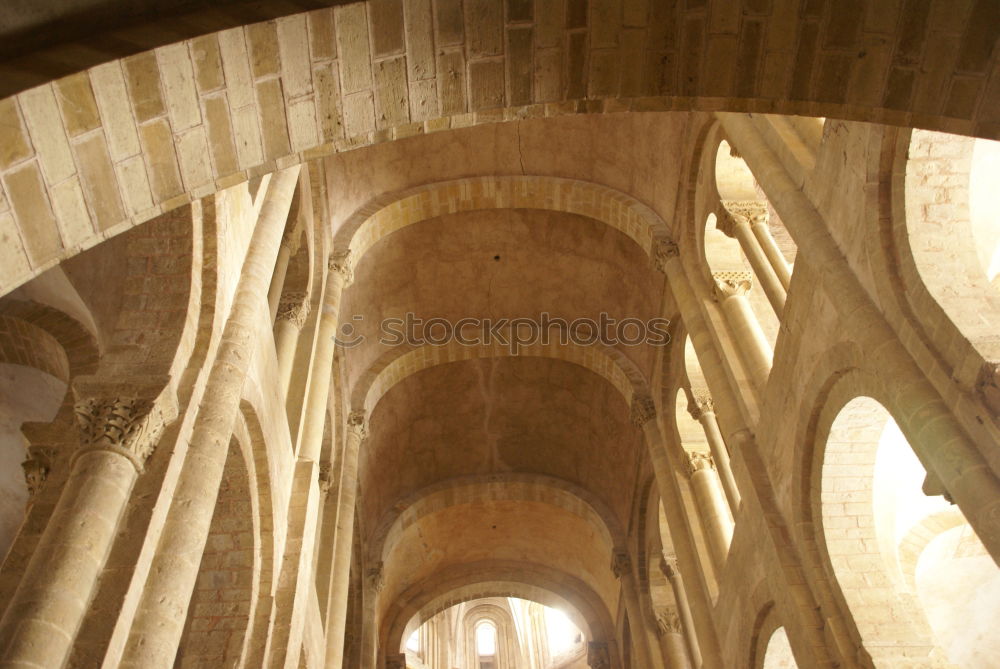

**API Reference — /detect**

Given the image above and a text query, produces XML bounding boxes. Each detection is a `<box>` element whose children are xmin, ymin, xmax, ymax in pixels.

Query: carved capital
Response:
<box><xmin>712</xmin><ymin>271</ymin><xmax>753</xmax><ymax>300</ymax></box>
<box><xmin>587</xmin><ymin>641</ymin><xmax>611</xmax><ymax>669</ymax></box>
<box><xmin>722</xmin><ymin>199</ymin><xmax>768</xmax><ymax>226</ymax></box>
<box><xmin>684</xmin><ymin>451</ymin><xmax>715</xmax><ymax>477</ymax></box>
<box><xmin>655</xmin><ymin>607</ymin><xmax>683</xmax><ymax>636</ymax></box>
<box><xmin>74</xmin><ymin>397</ymin><xmax>167</xmax><ymax>472</ymax></box>
<box><xmin>687</xmin><ymin>394</ymin><xmax>714</xmax><ymax>421</ymax></box>
<box><xmin>318</xmin><ymin>462</ymin><xmax>333</xmax><ymax>494</ymax></box>
<box><xmin>367</xmin><ymin>561</ymin><xmax>385</xmax><ymax>593</ymax></box>
<box><xmin>21</xmin><ymin>457</ymin><xmax>49</xmax><ymax>500</ymax></box>
<box><xmin>611</xmin><ymin>551</ymin><xmax>631</xmax><ymax>579</ymax></box>
<box><xmin>276</xmin><ymin>291</ymin><xmax>311</xmax><ymax>328</ymax></box>
<box><xmin>653</xmin><ymin>238</ymin><xmax>680</xmax><ymax>273</ymax></box>
<box><xmin>976</xmin><ymin>361</ymin><xmax>1000</xmax><ymax>416</ymax></box>
<box><xmin>630</xmin><ymin>395</ymin><xmax>656</xmax><ymax>427</ymax></box>
<box><xmin>328</xmin><ymin>250</ymin><xmax>353</xmax><ymax>285</ymax></box>
<box><xmin>659</xmin><ymin>554</ymin><xmax>679</xmax><ymax>580</ymax></box>
<box><xmin>280</xmin><ymin>224</ymin><xmax>301</xmax><ymax>254</ymax></box>
<box><xmin>347</xmin><ymin>409</ymin><xmax>368</xmax><ymax>442</ymax></box>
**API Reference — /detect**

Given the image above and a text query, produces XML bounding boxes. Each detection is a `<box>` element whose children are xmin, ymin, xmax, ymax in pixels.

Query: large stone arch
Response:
<box><xmin>381</xmin><ymin>560</ymin><xmax>617</xmax><ymax>667</ymax></box>
<box><xmin>368</xmin><ymin>473</ymin><xmax>625</xmax><ymax>565</ymax></box>
<box><xmin>333</xmin><ymin>175</ymin><xmax>671</xmax><ymax>262</ymax></box>
<box><xmin>2</xmin><ymin>1</ymin><xmax>998</xmax><ymax>297</ymax></box>
<box><xmin>352</xmin><ymin>331</ymin><xmax>651</xmax><ymax>416</ymax></box>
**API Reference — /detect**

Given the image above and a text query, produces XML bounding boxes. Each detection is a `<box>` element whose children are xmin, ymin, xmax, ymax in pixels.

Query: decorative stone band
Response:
<box><xmin>328</xmin><ymin>249</ymin><xmax>354</xmax><ymax>285</ymax></box>
<box><xmin>653</xmin><ymin>238</ymin><xmax>680</xmax><ymax>274</ymax></box>
<box><xmin>73</xmin><ymin>397</ymin><xmax>168</xmax><ymax>473</ymax></box>
<box><xmin>587</xmin><ymin>641</ymin><xmax>611</xmax><ymax>669</ymax></box>
<box><xmin>630</xmin><ymin>395</ymin><xmax>656</xmax><ymax>427</ymax></box>
<box><xmin>347</xmin><ymin>409</ymin><xmax>369</xmax><ymax>442</ymax></box>
<box><xmin>655</xmin><ymin>607</ymin><xmax>683</xmax><ymax>636</ymax></box>
<box><xmin>712</xmin><ymin>270</ymin><xmax>754</xmax><ymax>300</ymax></box>
<box><xmin>276</xmin><ymin>291</ymin><xmax>311</xmax><ymax>328</ymax></box>
<box><xmin>367</xmin><ymin>561</ymin><xmax>385</xmax><ymax>593</ymax></box>
<box><xmin>611</xmin><ymin>551</ymin><xmax>632</xmax><ymax>579</ymax></box>
<box><xmin>684</xmin><ymin>451</ymin><xmax>716</xmax><ymax>477</ymax></box>
<box><xmin>687</xmin><ymin>394</ymin><xmax>714</xmax><ymax>421</ymax></box>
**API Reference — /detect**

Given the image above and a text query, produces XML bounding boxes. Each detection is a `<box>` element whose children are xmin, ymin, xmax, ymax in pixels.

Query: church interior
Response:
<box><xmin>0</xmin><ymin>1</ymin><xmax>998</xmax><ymax>668</ymax></box>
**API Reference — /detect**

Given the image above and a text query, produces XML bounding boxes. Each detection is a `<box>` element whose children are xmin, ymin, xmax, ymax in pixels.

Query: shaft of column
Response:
<box><xmin>274</xmin><ymin>292</ymin><xmax>310</xmax><ymax>399</ymax></box>
<box><xmin>632</xmin><ymin>394</ymin><xmax>723</xmax><ymax>669</ymax></box>
<box><xmin>296</xmin><ymin>253</ymin><xmax>351</xmax><ymax>463</ymax></box>
<box><xmin>727</xmin><ymin>213</ymin><xmax>786</xmax><ymax>316</ymax></box>
<box><xmin>659</xmin><ymin>557</ymin><xmax>702</xmax><ymax>669</ymax></box>
<box><xmin>268</xmin><ymin>241</ymin><xmax>294</xmax><ymax>323</ymax></box>
<box><xmin>612</xmin><ymin>553</ymin><xmax>660</xmax><ymax>669</ymax></box>
<box><xmin>749</xmin><ymin>220</ymin><xmax>791</xmax><ymax>290</ymax></box>
<box><xmin>324</xmin><ymin>411</ymin><xmax>367</xmax><ymax>669</ymax></box>
<box><xmin>689</xmin><ymin>398</ymin><xmax>741</xmax><ymax>514</ymax></box>
<box><xmin>685</xmin><ymin>452</ymin><xmax>733</xmax><ymax>571</ymax></box>
<box><xmin>655</xmin><ymin>608</ymin><xmax>692</xmax><ymax>669</ymax></box>
<box><xmin>118</xmin><ymin>166</ymin><xmax>300</xmax><ymax>669</ymax></box>
<box><xmin>360</xmin><ymin>562</ymin><xmax>382</xmax><ymax>669</ymax></box>
<box><xmin>713</xmin><ymin>276</ymin><xmax>772</xmax><ymax>393</ymax></box>
<box><xmin>0</xmin><ymin>397</ymin><xmax>168</xmax><ymax>669</ymax></box>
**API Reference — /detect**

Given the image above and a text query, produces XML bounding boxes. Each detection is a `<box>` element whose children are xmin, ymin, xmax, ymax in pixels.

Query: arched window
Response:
<box><xmin>475</xmin><ymin>621</ymin><xmax>497</xmax><ymax>669</ymax></box>
<box><xmin>761</xmin><ymin>627</ymin><xmax>798</xmax><ymax>669</ymax></box>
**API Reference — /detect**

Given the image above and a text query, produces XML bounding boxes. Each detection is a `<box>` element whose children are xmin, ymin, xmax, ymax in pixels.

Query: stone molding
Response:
<box><xmin>655</xmin><ymin>607</ymin><xmax>683</xmax><ymax>636</ymax></box>
<box><xmin>712</xmin><ymin>271</ymin><xmax>753</xmax><ymax>300</ymax></box>
<box><xmin>630</xmin><ymin>395</ymin><xmax>656</xmax><ymax>427</ymax></box>
<box><xmin>659</xmin><ymin>554</ymin><xmax>678</xmax><ymax>580</ymax></box>
<box><xmin>276</xmin><ymin>291</ymin><xmax>311</xmax><ymax>328</ymax></box>
<box><xmin>73</xmin><ymin>397</ymin><xmax>168</xmax><ymax>472</ymax></box>
<box><xmin>587</xmin><ymin>641</ymin><xmax>611</xmax><ymax>669</ymax></box>
<box><xmin>684</xmin><ymin>451</ymin><xmax>716</xmax><ymax>477</ymax></box>
<box><xmin>611</xmin><ymin>551</ymin><xmax>631</xmax><ymax>579</ymax></box>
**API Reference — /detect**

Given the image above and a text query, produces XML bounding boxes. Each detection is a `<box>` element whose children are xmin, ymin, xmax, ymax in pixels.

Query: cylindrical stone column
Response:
<box><xmin>713</xmin><ymin>273</ymin><xmax>772</xmax><ymax>392</ymax></box>
<box><xmin>659</xmin><ymin>556</ymin><xmax>701</xmax><ymax>668</ymax></box>
<box><xmin>655</xmin><ymin>607</ymin><xmax>692</xmax><ymax>669</ymax></box>
<box><xmin>688</xmin><ymin>396</ymin><xmax>741</xmax><ymax>514</ymax></box>
<box><xmin>612</xmin><ymin>552</ymin><xmax>661</xmax><ymax>669</ymax></box>
<box><xmin>749</xmin><ymin>218</ymin><xmax>791</xmax><ymax>290</ymax></box>
<box><xmin>267</xmin><ymin>227</ymin><xmax>299</xmax><ymax>322</ymax></box>
<box><xmin>274</xmin><ymin>291</ymin><xmax>310</xmax><ymax>399</ymax></box>
<box><xmin>685</xmin><ymin>452</ymin><xmax>733</xmax><ymax>571</ymax></box>
<box><xmin>719</xmin><ymin>205</ymin><xmax>786</xmax><ymax>316</ymax></box>
<box><xmin>325</xmin><ymin>410</ymin><xmax>368</xmax><ymax>669</ymax></box>
<box><xmin>296</xmin><ymin>251</ymin><xmax>352</xmax><ymax>463</ymax></box>
<box><xmin>0</xmin><ymin>395</ymin><xmax>170</xmax><ymax>668</ymax></box>
<box><xmin>118</xmin><ymin>166</ymin><xmax>301</xmax><ymax>669</ymax></box>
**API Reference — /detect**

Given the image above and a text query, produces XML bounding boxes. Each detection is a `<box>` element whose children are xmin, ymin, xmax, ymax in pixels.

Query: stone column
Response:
<box><xmin>0</xmin><ymin>392</ymin><xmax>170</xmax><ymax>668</ymax></box>
<box><xmin>655</xmin><ymin>607</ymin><xmax>691</xmax><ymax>669</ymax></box>
<box><xmin>612</xmin><ymin>551</ymin><xmax>661</xmax><ymax>669</ymax></box>
<box><xmin>712</xmin><ymin>272</ymin><xmax>772</xmax><ymax>392</ymax></box>
<box><xmin>274</xmin><ymin>291</ymin><xmax>310</xmax><ymax>398</ymax></box>
<box><xmin>749</xmin><ymin>218</ymin><xmax>791</xmax><ymax>290</ymax></box>
<box><xmin>687</xmin><ymin>396</ymin><xmax>740</xmax><ymax>514</ymax></box>
<box><xmin>360</xmin><ymin>561</ymin><xmax>384</xmax><ymax>669</ymax></box>
<box><xmin>659</xmin><ymin>557</ymin><xmax>701</xmax><ymax>668</ymax></box>
<box><xmin>296</xmin><ymin>250</ymin><xmax>352</xmax><ymax>463</ymax></box>
<box><xmin>718</xmin><ymin>202</ymin><xmax>786</xmax><ymax>315</ymax></box>
<box><xmin>684</xmin><ymin>452</ymin><xmax>733</xmax><ymax>571</ymax></box>
<box><xmin>325</xmin><ymin>410</ymin><xmax>368</xmax><ymax>669</ymax></box>
<box><xmin>118</xmin><ymin>166</ymin><xmax>301</xmax><ymax>668</ymax></box>
<box><xmin>268</xmin><ymin>225</ymin><xmax>300</xmax><ymax>322</ymax></box>
<box><xmin>630</xmin><ymin>395</ymin><xmax>723</xmax><ymax>669</ymax></box>
<box><xmin>587</xmin><ymin>641</ymin><xmax>611</xmax><ymax>669</ymax></box>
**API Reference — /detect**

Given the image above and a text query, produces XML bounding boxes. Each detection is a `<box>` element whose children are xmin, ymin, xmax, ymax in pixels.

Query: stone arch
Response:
<box><xmin>352</xmin><ymin>331</ymin><xmax>650</xmax><ymax>416</ymax></box>
<box><xmin>462</xmin><ymin>602</ymin><xmax>519</xmax><ymax>669</ymax></box>
<box><xmin>897</xmin><ymin>507</ymin><xmax>968</xmax><ymax>591</ymax></box>
<box><xmin>333</xmin><ymin>176</ymin><xmax>671</xmax><ymax>263</ymax></box>
<box><xmin>382</xmin><ymin>560</ymin><xmax>615</xmax><ymax>666</ymax></box>
<box><xmin>369</xmin><ymin>473</ymin><xmax>624</xmax><ymax>565</ymax></box>
<box><xmin>4</xmin><ymin>0</ymin><xmax>994</xmax><ymax>297</ymax></box>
